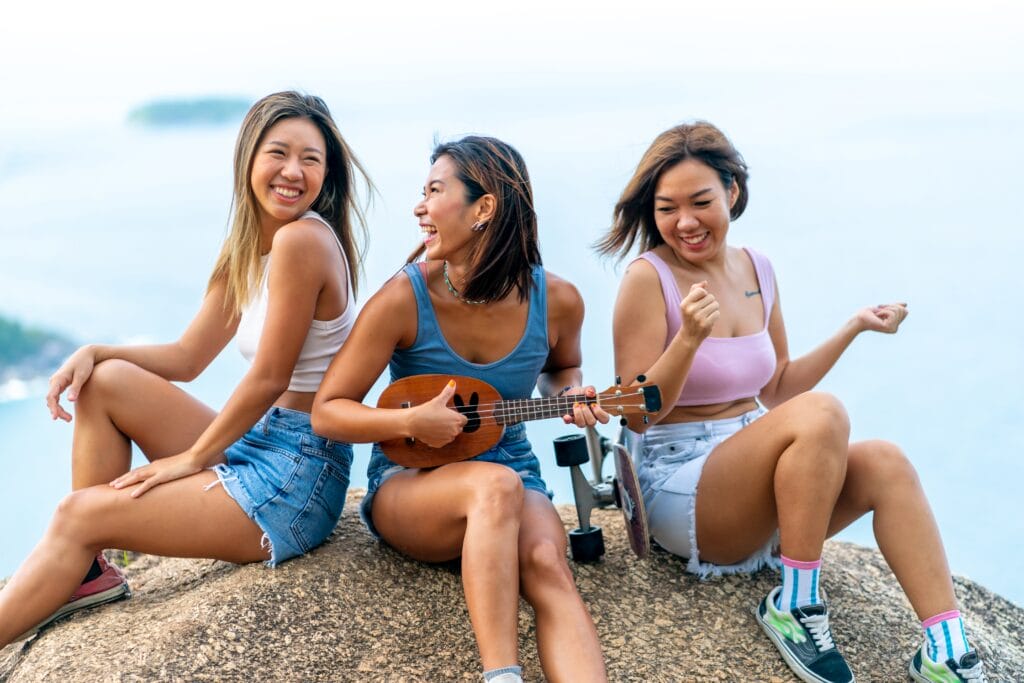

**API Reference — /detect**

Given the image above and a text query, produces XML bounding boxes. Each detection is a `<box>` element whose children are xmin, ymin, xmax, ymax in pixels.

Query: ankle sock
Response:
<box><xmin>776</xmin><ymin>554</ymin><xmax>822</xmax><ymax>611</ymax></box>
<box><xmin>922</xmin><ymin>610</ymin><xmax>970</xmax><ymax>663</ymax></box>
<box><xmin>83</xmin><ymin>557</ymin><xmax>103</xmax><ymax>583</ymax></box>
<box><xmin>483</xmin><ymin>665</ymin><xmax>522</xmax><ymax>682</ymax></box>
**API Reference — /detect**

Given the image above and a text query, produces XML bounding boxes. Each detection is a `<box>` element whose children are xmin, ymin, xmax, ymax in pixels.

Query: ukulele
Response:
<box><xmin>376</xmin><ymin>374</ymin><xmax>661</xmax><ymax>468</ymax></box>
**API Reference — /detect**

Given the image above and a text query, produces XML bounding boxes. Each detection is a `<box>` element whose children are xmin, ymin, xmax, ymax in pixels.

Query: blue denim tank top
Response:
<box><xmin>388</xmin><ymin>262</ymin><xmax>550</xmax><ymax>399</ymax></box>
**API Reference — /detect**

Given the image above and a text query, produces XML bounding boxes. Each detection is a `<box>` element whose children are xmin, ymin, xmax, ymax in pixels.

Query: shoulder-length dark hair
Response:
<box><xmin>595</xmin><ymin>121</ymin><xmax>749</xmax><ymax>260</ymax></box>
<box><xmin>407</xmin><ymin>135</ymin><xmax>541</xmax><ymax>303</ymax></box>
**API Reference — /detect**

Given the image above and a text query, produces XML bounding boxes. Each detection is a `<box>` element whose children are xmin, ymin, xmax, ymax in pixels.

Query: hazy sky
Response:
<box><xmin>2</xmin><ymin>0</ymin><xmax>1021</xmax><ymax>127</ymax></box>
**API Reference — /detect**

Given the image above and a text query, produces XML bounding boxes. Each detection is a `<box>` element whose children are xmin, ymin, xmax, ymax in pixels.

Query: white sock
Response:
<box><xmin>922</xmin><ymin>610</ymin><xmax>970</xmax><ymax>663</ymax></box>
<box><xmin>776</xmin><ymin>554</ymin><xmax>822</xmax><ymax>611</ymax></box>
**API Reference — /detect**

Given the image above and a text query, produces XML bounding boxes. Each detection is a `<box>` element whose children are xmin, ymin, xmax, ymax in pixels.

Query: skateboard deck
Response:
<box><xmin>613</xmin><ymin>442</ymin><xmax>650</xmax><ymax>559</ymax></box>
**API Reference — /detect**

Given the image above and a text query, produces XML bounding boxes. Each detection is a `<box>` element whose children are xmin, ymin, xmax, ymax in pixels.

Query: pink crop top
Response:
<box><xmin>638</xmin><ymin>248</ymin><xmax>777</xmax><ymax>407</ymax></box>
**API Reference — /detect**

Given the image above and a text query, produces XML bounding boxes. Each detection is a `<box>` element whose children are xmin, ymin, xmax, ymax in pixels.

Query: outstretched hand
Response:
<box><xmin>407</xmin><ymin>379</ymin><xmax>469</xmax><ymax>448</ymax></box>
<box><xmin>46</xmin><ymin>346</ymin><xmax>97</xmax><ymax>422</ymax></box>
<box><xmin>560</xmin><ymin>386</ymin><xmax>611</xmax><ymax>427</ymax></box>
<box><xmin>856</xmin><ymin>302</ymin><xmax>908</xmax><ymax>334</ymax></box>
<box><xmin>110</xmin><ymin>452</ymin><xmax>202</xmax><ymax>498</ymax></box>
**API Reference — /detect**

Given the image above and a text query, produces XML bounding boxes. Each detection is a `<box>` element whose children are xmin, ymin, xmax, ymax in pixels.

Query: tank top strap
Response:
<box><xmin>527</xmin><ymin>264</ymin><xmax>548</xmax><ymax>340</ymax></box>
<box><xmin>401</xmin><ymin>262</ymin><xmax>440</xmax><ymax>345</ymax></box>
<box><xmin>636</xmin><ymin>251</ymin><xmax>682</xmax><ymax>343</ymax></box>
<box><xmin>742</xmin><ymin>247</ymin><xmax>776</xmax><ymax>329</ymax></box>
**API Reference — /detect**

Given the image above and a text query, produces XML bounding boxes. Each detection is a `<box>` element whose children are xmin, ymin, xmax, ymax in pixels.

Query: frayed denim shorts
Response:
<box><xmin>210</xmin><ymin>407</ymin><xmax>353</xmax><ymax>566</ymax></box>
<box><xmin>359</xmin><ymin>423</ymin><xmax>552</xmax><ymax>539</ymax></box>
<box><xmin>638</xmin><ymin>407</ymin><xmax>780</xmax><ymax>578</ymax></box>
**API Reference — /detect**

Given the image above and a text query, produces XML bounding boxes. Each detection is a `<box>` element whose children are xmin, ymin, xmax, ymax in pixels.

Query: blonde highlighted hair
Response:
<box><xmin>208</xmin><ymin>91</ymin><xmax>372</xmax><ymax>314</ymax></box>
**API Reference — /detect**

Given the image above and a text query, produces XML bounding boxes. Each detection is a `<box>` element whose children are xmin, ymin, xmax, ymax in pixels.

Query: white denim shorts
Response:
<box><xmin>637</xmin><ymin>407</ymin><xmax>780</xmax><ymax>578</ymax></box>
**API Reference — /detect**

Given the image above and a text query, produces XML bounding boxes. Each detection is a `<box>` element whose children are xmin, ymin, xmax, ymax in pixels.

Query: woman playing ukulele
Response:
<box><xmin>312</xmin><ymin>136</ymin><xmax>608</xmax><ymax>683</ymax></box>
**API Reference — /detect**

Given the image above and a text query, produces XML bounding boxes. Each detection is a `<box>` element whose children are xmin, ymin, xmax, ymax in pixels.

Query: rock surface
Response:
<box><xmin>2</xmin><ymin>490</ymin><xmax>1021</xmax><ymax>682</ymax></box>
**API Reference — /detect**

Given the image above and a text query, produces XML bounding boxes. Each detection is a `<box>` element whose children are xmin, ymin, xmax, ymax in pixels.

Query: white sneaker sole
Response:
<box><xmin>755</xmin><ymin>602</ymin><xmax>856</xmax><ymax>683</ymax></box>
<box><xmin>13</xmin><ymin>583</ymin><xmax>130</xmax><ymax>642</ymax></box>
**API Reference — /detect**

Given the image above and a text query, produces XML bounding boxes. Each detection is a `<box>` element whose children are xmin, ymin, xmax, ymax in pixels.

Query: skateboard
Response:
<box><xmin>613</xmin><ymin>439</ymin><xmax>650</xmax><ymax>559</ymax></box>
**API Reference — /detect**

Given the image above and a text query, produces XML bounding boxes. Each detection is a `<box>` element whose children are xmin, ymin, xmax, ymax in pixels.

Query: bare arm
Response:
<box><xmin>612</xmin><ymin>260</ymin><xmax>716</xmax><ymax>432</ymax></box>
<box><xmin>46</xmin><ymin>278</ymin><xmax>239</xmax><ymax>421</ymax></box>
<box><xmin>112</xmin><ymin>222</ymin><xmax>339</xmax><ymax>495</ymax></box>
<box><xmin>758</xmin><ymin>277</ymin><xmax>908</xmax><ymax>407</ymax></box>
<box><xmin>311</xmin><ymin>273</ymin><xmax>468</xmax><ymax>448</ymax></box>
<box><xmin>537</xmin><ymin>273</ymin><xmax>610</xmax><ymax>427</ymax></box>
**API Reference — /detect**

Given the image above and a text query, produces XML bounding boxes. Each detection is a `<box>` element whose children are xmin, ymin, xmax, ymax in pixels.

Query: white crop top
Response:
<box><xmin>235</xmin><ymin>211</ymin><xmax>356</xmax><ymax>392</ymax></box>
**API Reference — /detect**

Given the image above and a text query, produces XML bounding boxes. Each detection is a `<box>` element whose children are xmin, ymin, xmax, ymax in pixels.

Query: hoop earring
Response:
<box><xmin>471</xmin><ymin>221</ymin><xmax>487</xmax><ymax>232</ymax></box>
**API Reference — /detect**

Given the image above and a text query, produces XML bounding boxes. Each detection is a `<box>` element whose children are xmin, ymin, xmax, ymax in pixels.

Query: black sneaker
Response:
<box><xmin>909</xmin><ymin>644</ymin><xmax>988</xmax><ymax>682</ymax></box>
<box><xmin>755</xmin><ymin>586</ymin><xmax>855</xmax><ymax>683</ymax></box>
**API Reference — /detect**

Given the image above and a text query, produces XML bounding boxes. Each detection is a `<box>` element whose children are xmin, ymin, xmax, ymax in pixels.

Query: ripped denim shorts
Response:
<box><xmin>638</xmin><ymin>406</ymin><xmax>781</xmax><ymax>578</ymax></box>
<box><xmin>211</xmin><ymin>407</ymin><xmax>353</xmax><ymax>566</ymax></box>
<box><xmin>359</xmin><ymin>422</ymin><xmax>552</xmax><ymax>539</ymax></box>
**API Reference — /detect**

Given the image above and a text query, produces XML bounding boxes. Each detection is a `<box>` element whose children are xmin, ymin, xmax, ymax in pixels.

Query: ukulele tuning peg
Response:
<box><xmin>636</xmin><ymin>374</ymin><xmax>646</xmax><ymax>383</ymax></box>
<box><xmin>642</xmin><ymin>415</ymin><xmax>649</xmax><ymax>424</ymax></box>
<box><xmin>619</xmin><ymin>417</ymin><xmax>628</xmax><ymax>427</ymax></box>
<box><xmin>615</xmin><ymin>375</ymin><xmax>622</xmax><ymax>387</ymax></box>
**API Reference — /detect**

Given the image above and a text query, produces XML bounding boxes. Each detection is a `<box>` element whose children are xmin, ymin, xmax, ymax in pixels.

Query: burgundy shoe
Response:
<box><xmin>15</xmin><ymin>552</ymin><xmax>131</xmax><ymax>641</ymax></box>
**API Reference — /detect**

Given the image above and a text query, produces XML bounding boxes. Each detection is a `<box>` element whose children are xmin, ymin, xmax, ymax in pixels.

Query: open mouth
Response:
<box><xmin>680</xmin><ymin>231</ymin><xmax>710</xmax><ymax>246</ymax></box>
<box><xmin>272</xmin><ymin>185</ymin><xmax>302</xmax><ymax>200</ymax></box>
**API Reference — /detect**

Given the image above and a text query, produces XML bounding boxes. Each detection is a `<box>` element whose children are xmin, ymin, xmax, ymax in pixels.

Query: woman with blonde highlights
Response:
<box><xmin>313</xmin><ymin>136</ymin><xmax>608</xmax><ymax>682</ymax></box>
<box><xmin>599</xmin><ymin>122</ymin><xmax>987</xmax><ymax>683</ymax></box>
<box><xmin>0</xmin><ymin>91</ymin><xmax>371</xmax><ymax>648</ymax></box>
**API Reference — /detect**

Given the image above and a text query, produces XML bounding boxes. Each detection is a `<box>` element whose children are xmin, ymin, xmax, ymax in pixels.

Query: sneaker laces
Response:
<box><xmin>798</xmin><ymin>611</ymin><xmax>835</xmax><ymax>652</ymax></box>
<box><xmin>956</xmin><ymin>660</ymin><xmax>987</xmax><ymax>681</ymax></box>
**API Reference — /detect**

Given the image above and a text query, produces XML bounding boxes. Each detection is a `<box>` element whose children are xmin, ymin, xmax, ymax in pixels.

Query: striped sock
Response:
<box><xmin>776</xmin><ymin>555</ymin><xmax>822</xmax><ymax>611</ymax></box>
<box><xmin>922</xmin><ymin>610</ymin><xmax>970</xmax><ymax>663</ymax></box>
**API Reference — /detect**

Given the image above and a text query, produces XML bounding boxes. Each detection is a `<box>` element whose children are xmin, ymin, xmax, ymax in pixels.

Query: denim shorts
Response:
<box><xmin>209</xmin><ymin>407</ymin><xmax>353</xmax><ymax>566</ymax></box>
<box><xmin>359</xmin><ymin>422</ymin><xmax>552</xmax><ymax>539</ymax></box>
<box><xmin>638</xmin><ymin>407</ymin><xmax>780</xmax><ymax>578</ymax></box>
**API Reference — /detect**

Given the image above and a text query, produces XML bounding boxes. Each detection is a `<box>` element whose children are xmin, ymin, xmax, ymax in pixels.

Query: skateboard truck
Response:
<box><xmin>554</xmin><ymin>375</ymin><xmax>653</xmax><ymax>563</ymax></box>
<box><xmin>554</xmin><ymin>429</ymin><xmax>614</xmax><ymax>562</ymax></box>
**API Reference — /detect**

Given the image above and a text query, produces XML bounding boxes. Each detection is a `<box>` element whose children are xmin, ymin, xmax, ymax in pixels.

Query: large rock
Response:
<box><xmin>2</xmin><ymin>490</ymin><xmax>1021</xmax><ymax>681</ymax></box>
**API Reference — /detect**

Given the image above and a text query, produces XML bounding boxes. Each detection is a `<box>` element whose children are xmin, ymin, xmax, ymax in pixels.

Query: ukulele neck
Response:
<box><xmin>496</xmin><ymin>396</ymin><xmax>594</xmax><ymax>425</ymax></box>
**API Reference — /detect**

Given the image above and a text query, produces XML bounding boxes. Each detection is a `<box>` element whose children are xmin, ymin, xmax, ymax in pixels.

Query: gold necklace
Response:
<box><xmin>443</xmin><ymin>260</ymin><xmax>487</xmax><ymax>305</ymax></box>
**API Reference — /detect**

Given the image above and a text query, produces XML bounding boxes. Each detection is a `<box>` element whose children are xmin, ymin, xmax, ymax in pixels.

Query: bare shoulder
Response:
<box><xmin>618</xmin><ymin>256</ymin><xmax>661</xmax><ymax>297</ymax></box>
<box><xmin>543</xmin><ymin>269</ymin><xmax>583</xmax><ymax>317</ymax></box>
<box><xmin>270</xmin><ymin>217</ymin><xmax>336</xmax><ymax>254</ymax></box>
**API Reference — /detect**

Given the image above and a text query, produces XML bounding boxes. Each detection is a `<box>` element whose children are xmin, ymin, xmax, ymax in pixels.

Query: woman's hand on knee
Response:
<box><xmin>110</xmin><ymin>451</ymin><xmax>203</xmax><ymax>498</ymax></box>
<box><xmin>46</xmin><ymin>345</ymin><xmax>98</xmax><ymax>421</ymax></box>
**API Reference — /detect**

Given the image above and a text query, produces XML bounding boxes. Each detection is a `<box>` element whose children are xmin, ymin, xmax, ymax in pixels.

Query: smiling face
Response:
<box><xmin>653</xmin><ymin>158</ymin><xmax>739</xmax><ymax>264</ymax></box>
<box><xmin>413</xmin><ymin>154</ymin><xmax>483</xmax><ymax>262</ymax></box>
<box><xmin>249</xmin><ymin>117</ymin><xmax>327</xmax><ymax>229</ymax></box>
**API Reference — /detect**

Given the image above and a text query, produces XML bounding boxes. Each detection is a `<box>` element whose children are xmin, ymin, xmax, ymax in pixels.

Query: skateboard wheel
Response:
<box><xmin>553</xmin><ymin>434</ymin><xmax>589</xmax><ymax>467</ymax></box>
<box><xmin>569</xmin><ymin>526</ymin><xmax>605</xmax><ymax>562</ymax></box>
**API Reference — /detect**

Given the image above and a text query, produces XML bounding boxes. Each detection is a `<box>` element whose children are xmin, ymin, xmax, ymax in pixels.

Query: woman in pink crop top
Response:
<box><xmin>596</xmin><ymin>122</ymin><xmax>987</xmax><ymax>683</ymax></box>
<box><xmin>0</xmin><ymin>92</ymin><xmax>370</xmax><ymax>650</ymax></box>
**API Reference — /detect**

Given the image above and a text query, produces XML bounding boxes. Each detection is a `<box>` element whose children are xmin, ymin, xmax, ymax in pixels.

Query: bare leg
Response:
<box><xmin>71</xmin><ymin>359</ymin><xmax>217</xmax><ymax>490</ymax></box>
<box><xmin>371</xmin><ymin>461</ymin><xmax>525</xmax><ymax>671</ymax></box>
<box><xmin>694</xmin><ymin>392</ymin><xmax>851</xmax><ymax>563</ymax></box>
<box><xmin>0</xmin><ymin>471</ymin><xmax>265</xmax><ymax>648</ymax></box>
<box><xmin>826</xmin><ymin>440</ymin><xmax>956</xmax><ymax>620</ymax></box>
<box><xmin>517</xmin><ymin>491</ymin><xmax>606</xmax><ymax>682</ymax></box>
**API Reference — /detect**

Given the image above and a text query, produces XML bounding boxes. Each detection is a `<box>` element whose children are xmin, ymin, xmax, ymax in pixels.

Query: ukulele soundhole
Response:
<box><xmin>452</xmin><ymin>392</ymin><xmax>482</xmax><ymax>433</ymax></box>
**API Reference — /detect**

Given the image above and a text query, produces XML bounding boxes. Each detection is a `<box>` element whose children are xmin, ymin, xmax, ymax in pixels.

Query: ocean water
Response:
<box><xmin>1</xmin><ymin>74</ymin><xmax>1022</xmax><ymax>606</ymax></box>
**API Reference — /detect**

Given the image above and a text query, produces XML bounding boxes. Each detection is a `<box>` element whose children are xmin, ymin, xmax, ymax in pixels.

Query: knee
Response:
<box><xmin>792</xmin><ymin>391</ymin><xmax>850</xmax><ymax>446</ymax></box>
<box><xmin>49</xmin><ymin>489</ymin><xmax>107</xmax><ymax>548</ymax></box>
<box><xmin>468</xmin><ymin>464</ymin><xmax>525</xmax><ymax>520</ymax></box>
<box><xmin>79</xmin><ymin>359</ymin><xmax>141</xmax><ymax>404</ymax></box>
<box><xmin>520</xmin><ymin>537</ymin><xmax>573</xmax><ymax>594</ymax></box>
<box><xmin>857</xmin><ymin>440</ymin><xmax>920</xmax><ymax>492</ymax></box>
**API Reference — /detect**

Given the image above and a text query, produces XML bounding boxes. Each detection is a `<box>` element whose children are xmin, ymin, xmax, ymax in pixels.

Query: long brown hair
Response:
<box><xmin>595</xmin><ymin>121</ymin><xmax>749</xmax><ymax>260</ymax></box>
<box><xmin>407</xmin><ymin>136</ymin><xmax>541</xmax><ymax>303</ymax></box>
<box><xmin>208</xmin><ymin>91</ymin><xmax>373</xmax><ymax>313</ymax></box>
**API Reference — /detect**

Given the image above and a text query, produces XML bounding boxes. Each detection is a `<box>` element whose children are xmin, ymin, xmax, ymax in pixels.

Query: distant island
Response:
<box><xmin>127</xmin><ymin>97</ymin><xmax>252</xmax><ymax>127</ymax></box>
<box><xmin>0</xmin><ymin>315</ymin><xmax>75</xmax><ymax>399</ymax></box>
